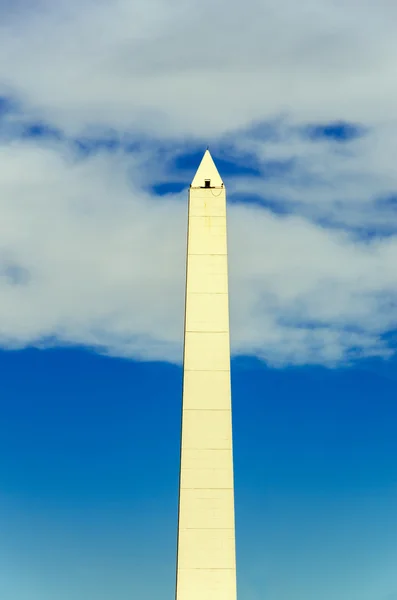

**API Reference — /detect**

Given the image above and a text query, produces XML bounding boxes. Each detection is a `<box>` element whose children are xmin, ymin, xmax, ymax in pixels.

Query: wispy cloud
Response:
<box><xmin>0</xmin><ymin>0</ymin><xmax>397</xmax><ymax>365</ymax></box>
<box><xmin>1</xmin><ymin>0</ymin><xmax>397</xmax><ymax>135</ymax></box>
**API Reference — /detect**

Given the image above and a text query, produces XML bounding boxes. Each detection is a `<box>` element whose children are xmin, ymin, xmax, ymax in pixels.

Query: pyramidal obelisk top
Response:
<box><xmin>190</xmin><ymin>149</ymin><xmax>224</xmax><ymax>188</ymax></box>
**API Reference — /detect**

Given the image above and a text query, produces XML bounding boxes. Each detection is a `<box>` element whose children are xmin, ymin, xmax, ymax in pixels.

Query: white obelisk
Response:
<box><xmin>175</xmin><ymin>150</ymin><xmax>237</xmax><ymax>600</ymax></box>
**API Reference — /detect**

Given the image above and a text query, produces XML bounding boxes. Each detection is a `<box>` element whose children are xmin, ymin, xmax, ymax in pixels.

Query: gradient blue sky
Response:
<box><xmin>1</xmin><ymin>349</ymin><xmax>397</xmax><ymax>600</ymax></box>
<box><xmin>1</xmin><ymin>1</ymin><xmax>397</xmax><ymax>599</ymax></box>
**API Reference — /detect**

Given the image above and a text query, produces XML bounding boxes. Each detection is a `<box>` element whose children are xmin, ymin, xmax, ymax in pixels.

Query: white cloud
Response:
<box><xmin>227</xmin><ymin>122</ymin><xmax>397</xmax><ymax>229</ymax></box>
<box><xmin>1</xmin><ymin>0</ymin><xmax>397</xmax><ymax>365</ymax></box>
<box><xmin>0</xmin><ymin>137</ymin><xmax>397</xmax><ymax>366</ymax></box>
<box><xmin>228</xmin><ymin>204</ymin><xmax>397</xmax><ymax>364</ymax></box>
<box><xmin>0</xmin><ymin>139</ymin><xmax>187</xmax><ymax>361</ymax></box>
<box><xmin>1</xmin><ymin>0</ymin><xmax>397</xmax><ymax>135</ymax></box>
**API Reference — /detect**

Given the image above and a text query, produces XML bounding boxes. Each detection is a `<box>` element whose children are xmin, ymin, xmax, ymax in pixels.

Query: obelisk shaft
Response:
<box><xmin>175</xmin><ymin>152</ymin><xmax>237</xmax><ymax>600</ymax></box>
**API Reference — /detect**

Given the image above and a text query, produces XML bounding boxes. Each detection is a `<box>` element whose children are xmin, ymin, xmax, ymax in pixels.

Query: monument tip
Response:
<box><xmin>191</xmin><ymin>149</ymin><xmax>224</xmax><ymax>188</ymax></box>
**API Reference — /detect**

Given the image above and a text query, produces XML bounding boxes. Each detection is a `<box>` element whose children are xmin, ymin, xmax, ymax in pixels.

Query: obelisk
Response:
<box><xmin>175</xmin><ymin>150</ymin><xmax>237</xmax><ymax>600</ymax></box>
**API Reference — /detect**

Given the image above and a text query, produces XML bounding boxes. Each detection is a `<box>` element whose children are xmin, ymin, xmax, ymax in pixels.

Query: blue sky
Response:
<box><xmin>1</xmin><ymin>349</ymin><xmax>397</xmax><ymax>600</ymax></box>
<box><xmin>1</xmin><ymin>1</ymin><xmax>397</xmax><ymax>599</ymax></box>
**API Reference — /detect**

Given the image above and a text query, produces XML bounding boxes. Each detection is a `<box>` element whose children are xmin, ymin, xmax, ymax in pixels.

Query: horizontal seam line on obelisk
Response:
<box><xmin>181</xmin><ymin>527</ymin><xmax>235</xmax><ymax>531</ymax></box>
<box><xmin>186</xmin><ymin>292</ymin><xmax>228</xmax><ymax>295</ymax></box>
<box><xmin>182</xmin><ymin>446</ymin><xmax>232</xmax><ymax>449</ymax></box>
<box><xmin>180</xmin><ymin>488</ymin><xmax>234</xmax><ymax>491</ymax></box>
<box><xmin>182</xmin><ymin>409</ymin><xmax>231</xmax><ymax>411</ymax></box>
<box><xmin>186</xmin><ymin>331</ymin><xmax>229</xmax><ymax>334</ymax></box>
<box><xmin>184</xmin><ymin>369</ymin><xmax>230</xmax><ymax>372</ymax></box>
<box><xmin>177</xmin><ymin>568</ymin><xmax>236</xmax><ymax>571</ymax></box>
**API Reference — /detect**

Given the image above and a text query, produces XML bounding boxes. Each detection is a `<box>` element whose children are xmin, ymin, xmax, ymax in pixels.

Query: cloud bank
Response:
<box><xmin>1</xmin><ymin>0</ymin><xmax>397</xmax><ymax>365</ymax></box>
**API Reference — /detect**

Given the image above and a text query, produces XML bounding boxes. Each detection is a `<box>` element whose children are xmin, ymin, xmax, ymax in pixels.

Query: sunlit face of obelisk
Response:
<box><xmin>175</xmin><ymin>150</ymin><xmax>237</xmax><ymax>600</ymax></box>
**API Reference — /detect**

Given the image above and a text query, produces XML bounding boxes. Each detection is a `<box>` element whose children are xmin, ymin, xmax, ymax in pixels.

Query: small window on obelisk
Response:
<box><xmin>204</xmin><ymin>179</ymin><xmax>211</xmax><ymax>188</ymax></box>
